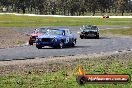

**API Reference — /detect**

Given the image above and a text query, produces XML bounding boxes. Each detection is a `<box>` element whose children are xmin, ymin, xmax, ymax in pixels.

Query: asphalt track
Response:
<box><xmin>0</xmin><ymin>26</ymin><xmax>132</xmax><ymax>61</ymax></box>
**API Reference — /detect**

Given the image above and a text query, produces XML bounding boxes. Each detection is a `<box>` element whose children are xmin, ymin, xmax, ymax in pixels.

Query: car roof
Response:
<box><xmin>83</xmin><ymin>25</ymin><xmax>97</xmax><ymax>27</ymax></box>
<box><xmin>48</xmin><ymin>28</ymin><xmax>69</xmax><ymax>31</ymax></box>
<box><xmin>35</xmin><ymin>27</ymin><xmax>49</xmax><ymax>30</ymax></box>
<box><xmin>81</xmin><ymin>25</ymin><xmax>98</xmax><ymax>31</ymax></box>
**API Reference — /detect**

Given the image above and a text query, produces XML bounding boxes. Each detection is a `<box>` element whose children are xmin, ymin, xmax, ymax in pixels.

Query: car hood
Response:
<box><xmin>31</xmin><ymin>33</ymin><xmax>43</xmax><ymax>37</ymax></box>
<box><xmin>38</xmin><ymin>35</ymin><xmax>63</xmax><ymax>38</ymax></box>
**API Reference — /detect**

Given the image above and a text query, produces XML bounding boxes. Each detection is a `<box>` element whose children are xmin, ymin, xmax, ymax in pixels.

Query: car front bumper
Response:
<box><xmin>36</xmin><ymin>41</ymin><xmax>60</xmax><ymax>47</ymax></box>
<box><xmin>80</xmin><ymin>34</ymin><xmax>97</xmax><ymax>37</ymax></box>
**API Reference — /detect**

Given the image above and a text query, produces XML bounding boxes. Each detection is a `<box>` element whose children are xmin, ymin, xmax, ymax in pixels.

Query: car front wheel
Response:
<box><xmin>36</xmin><ymin>46</ymin><xmax>42</xmax><ymax>49</ymax></box>
<box><xmin>80</xmin><ymin>35</ymin><xmax>84</xmax><ymax>39</ymax></box>
<box><xmin>29</xmin><ymin>40</ymin><xmax>33</xmax><ymax>45</ymax></box>
<box><xmin>96</xmin><ymin>35</ymin><xmax>99</xmax><ymax>39</ymax></box>
<box><xmin>59</xmin><ymin>41</ymin><xmax>64</xmax><ymax>49</ymax></box>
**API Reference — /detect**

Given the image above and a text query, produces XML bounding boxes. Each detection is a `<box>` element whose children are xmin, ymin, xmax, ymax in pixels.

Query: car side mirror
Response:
<box><xmin>62</xmin><ymin>32</ymin><xmax>65</xmax><ymax>35</ymax></box>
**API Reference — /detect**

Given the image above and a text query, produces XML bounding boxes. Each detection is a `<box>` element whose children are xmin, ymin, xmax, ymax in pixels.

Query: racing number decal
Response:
<box><xmin>66</xmin><ymin>37</ymin><xmax>69</xmax><ymax>43</ymax></box>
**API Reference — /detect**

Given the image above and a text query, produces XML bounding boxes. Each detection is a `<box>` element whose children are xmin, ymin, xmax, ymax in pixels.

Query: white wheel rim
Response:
<box><xmin>73</xmin><ymin>40</ymin><xmax>76</xmax><ymax>45</ymax></box>
<box><xmin>60</xmin><ymin>42</ymin><xmax>63</xmax><ymax>48</ymax></box>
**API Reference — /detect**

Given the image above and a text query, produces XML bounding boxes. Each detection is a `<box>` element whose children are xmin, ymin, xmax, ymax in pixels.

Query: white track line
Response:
<box><xmin>123</xmin><ymin>27</ymin><xmax>130</xmax><ymax>28</ymax></box>
<box><xmin>0</xmin><ymin>13</ymin><xmax>132</xmax><ymax>18</ymax></box>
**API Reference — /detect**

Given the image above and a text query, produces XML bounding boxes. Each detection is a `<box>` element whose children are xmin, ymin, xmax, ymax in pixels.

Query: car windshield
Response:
<box><xmin>34</xmin><ymin>28</ymin><xmax>48</xmax><ymax>34</ymax></box>
<box><xmin>82</xmin><ymin>26</ymin><xmax>97</xmax><ymax>30</ymax></box>
<box><xmin>91</xmin><ymin>26</ymin><xmax>98</xmax><ymax>30</ymax></box>
<box><xmin>46</xmin><ymin>29</ymin><xmax>64</xmax><ymax>35</ymax></box>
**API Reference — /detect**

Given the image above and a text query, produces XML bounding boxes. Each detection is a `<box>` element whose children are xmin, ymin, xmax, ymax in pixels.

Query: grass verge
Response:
<box><xmin>0</xmin><ymin>15</ymin><xmax>132</xmax><ymax>27</ymax></box>
<box><xmin>0</xmin><ymin>52</ymin><xmax>132</xmax><ymax>88</ymax></box>
<box><xmin>100</xmin><ymin>28</ymin><xmax>132</xmax><ymax>36</ymax></box>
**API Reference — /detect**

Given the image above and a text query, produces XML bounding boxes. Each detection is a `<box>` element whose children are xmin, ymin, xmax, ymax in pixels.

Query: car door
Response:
<box><xmin>65</xmin><ymin>30</ymin><xmax>74</xmax><ymax>44</ymax></box>
<box><xmin>64</xmin><ymin>30</ymin><xmax>71</xmax><ymax>45</ymax></box>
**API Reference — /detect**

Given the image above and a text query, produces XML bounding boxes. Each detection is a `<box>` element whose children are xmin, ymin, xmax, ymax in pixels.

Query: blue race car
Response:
<box><xmin>36</xmin><ymin>28</ymin><xmax>77</xmax><ymax>49</ymax></box>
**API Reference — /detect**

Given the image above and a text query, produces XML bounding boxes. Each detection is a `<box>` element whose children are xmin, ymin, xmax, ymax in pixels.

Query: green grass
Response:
<box><xmin>0</xmin><ymin>56</ymin><xmax>132</xmax><ymax>88</ymax></box>
<box><xmin>100</xmin><ymin>28</ymin><xmax>132</xmax><ymax>36</ymax></box>
<box><xmin>0</xmin><ymin>14</ymin><xmax>132</xmax><ymax>27</ymax></box>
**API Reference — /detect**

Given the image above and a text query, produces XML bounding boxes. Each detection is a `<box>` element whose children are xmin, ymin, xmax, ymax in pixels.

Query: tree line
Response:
<box><xmin>0</xmin><ymin>0</ymin><xmax>132</xmax><ymax>16</ymax></box>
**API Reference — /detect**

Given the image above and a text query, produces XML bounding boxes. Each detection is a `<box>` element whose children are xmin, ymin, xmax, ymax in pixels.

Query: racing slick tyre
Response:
<box><xmin>72</xmin><ymin>39</ymin><xmax>76</xmax><ymax>47</ymax></box>
<box><xmin>96</xmin><ymin>35</ymin><xmax>99</xmax><ymax>39</ymax></box>
<box><xmin>76</xmin><ymin>76</ymin><xmax>86</xmax><ymax>85</ymax></box>
<box><xmin>59</xmin><ymin>41</ymin><xmax>64</xmax><ymax>49</ymax></box>
<box><xmin>80</xmin><ymin>35</ymin><xmax>84</xmax><ymax>39</ymax></box>
<box><xmin>29</xmin><ymin>40</ymin><xmax>33</xmax><ymax>45</ymax></box>
<box><xmin>36</xmin><ymin>46</ymin><xmax>42</xmax><ymax>49</ymax></box>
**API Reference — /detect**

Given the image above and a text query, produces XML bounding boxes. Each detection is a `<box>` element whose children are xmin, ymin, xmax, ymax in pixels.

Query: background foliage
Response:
<box><xmin>0</xmin><ymin>0</ymin><xmax>132</xmax><ymax>16</ymax></box>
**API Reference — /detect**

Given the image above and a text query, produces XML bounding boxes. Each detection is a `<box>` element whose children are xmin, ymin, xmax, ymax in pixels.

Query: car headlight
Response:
<box><xmin>36</xmin><ymin>38</ymin><xmax>42</xmax><ymax>41</ymax></box>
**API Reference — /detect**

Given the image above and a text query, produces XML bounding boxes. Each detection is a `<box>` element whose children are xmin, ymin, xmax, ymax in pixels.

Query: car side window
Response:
<box><xmin>65</xmin><ymin>30</ymin><xmax>69</xmax><ymax>35</ymax></box>
<box><xmin>69</xmin><ymin>30</ymin><xmax>72</xmax><ymax>34</ymax></box>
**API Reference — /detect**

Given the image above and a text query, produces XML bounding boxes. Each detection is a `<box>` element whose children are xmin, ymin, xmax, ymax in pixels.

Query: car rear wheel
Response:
<box><xmin>72</xmin><ymin>39</ymin><xmax>76</xmax><ymax>47</ymax></box>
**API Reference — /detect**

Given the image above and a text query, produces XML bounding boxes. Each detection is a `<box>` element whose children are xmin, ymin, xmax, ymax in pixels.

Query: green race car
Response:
<box><xmin>79</xmin><ymin>25</ymin><xmax>99</xmax><ymax>39</ymax></box>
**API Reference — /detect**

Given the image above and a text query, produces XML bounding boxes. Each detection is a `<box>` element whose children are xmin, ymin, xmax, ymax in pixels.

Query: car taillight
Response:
<box><xmin>31</xmin><ymin>36</ymin><xmax>36</xmax><ymax>39</ymax></box>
